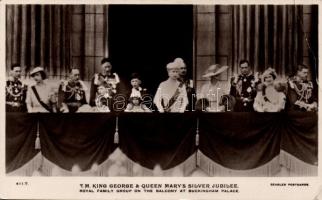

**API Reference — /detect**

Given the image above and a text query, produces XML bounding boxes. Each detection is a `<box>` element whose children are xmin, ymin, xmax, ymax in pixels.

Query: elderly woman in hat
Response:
<box><xmin>253</xmin><ymin>68</ymin><xmax>286</xmax><ymax>112</ymax></box>
<box><xmin>26</xmin><ymin>67</ymin><xmax>65</xmax><ymax>113</ymax></box>
<box><xmin>153</xmin><ymin>62</ymin><xmax>188</xmax><ymax>113</ymax></box>
<box><xmin>198</xmin><ymin>64</ymin><xmax>230</xmax><ymax>112</ymax></box>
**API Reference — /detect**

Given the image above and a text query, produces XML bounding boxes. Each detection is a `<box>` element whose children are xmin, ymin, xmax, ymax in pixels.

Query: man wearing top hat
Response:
<box><xmin>175</xmin><ymin>58</ymin><xmax>196</xmax><ymax>111</ymax></box>
<box><xmin>198</xmin><ymin>64</ymin><xmax>230</xmax><ymax>112</ymax></box>
<box><xmin>6</xmin><ymin>64</ymin><xmax>28</xmax><ymax>112</ymax></box>
<box><xmin>229</xmin><ymin>60</ymin><xmax>259</xmax><ymax>112</ymax></box>
<box><xmin>58</xmin><ymin>68</ymin><xmax>88</xmax><ymax>113</ymax></box>
<box><xmin>89</xmin><ymin>58</ymin><xmax>122</xmax><ymax>110</ymax></box>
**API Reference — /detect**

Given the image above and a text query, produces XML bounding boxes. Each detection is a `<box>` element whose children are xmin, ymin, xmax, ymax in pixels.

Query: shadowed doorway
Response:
<box><xmin>108</xmin><ymin>5</ymin><xmax>193</xmax><ymax>94</ymax></box>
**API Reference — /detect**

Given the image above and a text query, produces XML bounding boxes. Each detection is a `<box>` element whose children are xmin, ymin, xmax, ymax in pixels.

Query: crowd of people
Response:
<box><xmin>6</xmin><ymin>57</ymin><xmax>318</xmax><ymax>113</ymax></box>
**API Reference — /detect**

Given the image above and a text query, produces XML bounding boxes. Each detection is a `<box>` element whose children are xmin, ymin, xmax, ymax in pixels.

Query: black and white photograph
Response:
<box><xmin>1</xmin><ymin>2</ymin><xmax>321</xmax><ymax>200</ymax></box>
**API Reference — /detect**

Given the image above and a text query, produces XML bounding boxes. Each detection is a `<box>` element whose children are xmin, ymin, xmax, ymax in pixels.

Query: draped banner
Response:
<box><xmin>6</xmin><ymin>112</ymin><xmax>318</xmax><ymax>176</ymax></box>
<box><xmin>198</xmin><ymin>112</ymin><xmax>282</xmax><ymax>170</ymax></box>
<box><xmin>39</xmin><ymin>113</ymin><xmax>117</xmax><ymax>171</ymax></box>
<box><xmin>118</xmin><ymin>113</ymin><xmax>197</xmax><ymax>170</ymax></box>
<box><xmin>280</xmin><ymin>112</ymin><xmax>318</xmax><ymax>166</ymax></box>
<box><xmin>6</xmin><ymin>113</ymin><xmax>39</xmax><ymax>172</ymax></box>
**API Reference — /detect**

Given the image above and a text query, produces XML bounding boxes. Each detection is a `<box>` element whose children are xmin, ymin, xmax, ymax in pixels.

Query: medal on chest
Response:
<box><xmin>247</xmin><ymin>87</ymin><xmax>252</xmax><ymax>93</ymax></box>
<box><xmin>13</xmin><ymin>84</ymin><xmax>21</xmax><ymax>94</ymax></box>
<box><xmin>75</xmin><ymin>92</ymin><xmax>81</xmax><ymax>100</ymax></box>
<box><xmin>7</xmin><ymin>82</ymin><xmax>23</xmax><ymax>100</ymax></box>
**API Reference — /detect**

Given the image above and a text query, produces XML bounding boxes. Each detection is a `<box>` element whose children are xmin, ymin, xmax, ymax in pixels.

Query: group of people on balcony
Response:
<box><xmin>6</xmin><ymin>57</ymin><xmax>317</xmax><ymax>113</ymax></box>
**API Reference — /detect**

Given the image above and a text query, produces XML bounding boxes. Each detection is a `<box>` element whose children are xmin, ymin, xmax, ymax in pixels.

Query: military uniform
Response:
<box><xmin>6</xmin><ymin>78</ymin><xmax>27</xmax><ymax>112</ymax></box>
<box><xmin>287</xmin><ymin>76</ymin><xmax>317</xmax><ymax>111</ymax></box>
<box><xmin>58</xmin><ymin>79</ymin><xmax>87</xmax><ymax>113</ymax></box>
<box><xmin>230</xmin><ymin>73</ymin><xmax>258</xmax><ymax>112</ymax></box>
<box><xmin>180</xmin><ymin>78</ymin><xmax>196</xmax><ymax>111</ymax></box>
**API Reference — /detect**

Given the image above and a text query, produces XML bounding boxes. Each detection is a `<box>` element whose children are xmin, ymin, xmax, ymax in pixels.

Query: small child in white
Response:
<box><xmin>94</xmin><ymin>82</ymin><xmax>111</xmax><ymax>112</ymax></box>
<box><xmin>125</xmin><ymin>95</ymin><xmax>151</xmax><ymax>112</ymax></box>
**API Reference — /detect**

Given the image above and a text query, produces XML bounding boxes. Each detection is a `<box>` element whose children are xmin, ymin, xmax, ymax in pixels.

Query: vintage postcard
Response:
<box><xmin>0</xmin><ymin>0</ymin><xmax>321</xmax><ymax>199</ymax></box>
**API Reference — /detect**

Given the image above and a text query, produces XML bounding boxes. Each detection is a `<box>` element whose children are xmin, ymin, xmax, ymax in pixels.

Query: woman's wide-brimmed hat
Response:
<box><xmin>30</xmin><ymin>67</ymin><xmax>47</xmax><ymax>79</ymax></box>
<box><xmin>202</xmin><ymin>64</ymin><xmax>229</xmax><ymax>78</ymax></box>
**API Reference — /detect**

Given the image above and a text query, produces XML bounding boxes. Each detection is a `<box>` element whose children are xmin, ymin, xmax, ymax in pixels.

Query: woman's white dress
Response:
<box><xmin>153</xmin><ymin>79</ymin><xmax>188</xmax><ymax>113</ymax></box>
<box><xmin>253</xmin><ymin>86</ymin><xmax>286</xmax><ymax>112</ymax></box>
